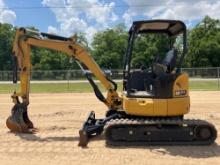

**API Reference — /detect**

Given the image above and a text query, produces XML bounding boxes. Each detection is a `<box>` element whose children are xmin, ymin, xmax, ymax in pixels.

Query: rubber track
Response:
<box><xmin>104</xmin><ymin>118</ymin><xmax>217</xmax><ymax>146</ymax></box>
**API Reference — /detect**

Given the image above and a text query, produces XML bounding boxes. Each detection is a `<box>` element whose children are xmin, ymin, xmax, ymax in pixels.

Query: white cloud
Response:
<box><xmin>42</xmin><ymin>0</ymin><xmax>117</xmax><ymax>42</ymax></box>
<box><xmin>86</xmin><ymin>2</ymin><xmax>117</xmax><ymax>27</ymax></box>
<box><xmin>123</xmin><ymin>0</ymin><xmax>220</xmax><ymax>26</ymax></box>
<box><xmin>154</xmin><ymin>1</ymin><xmax>220</xmax><ymax>21</ymax></box>
<box><xmin>0</xmin><ymin>0</ymin><xmax>16</xmax><ymax>24</ymax></box>
<box><xmin>60</xmin><ymin>17</ymin><xmax>88</xmax><ymax>36</ymax></box>
<box><xmin>85</xmin><ymin>26</ymin><xmax>97</xmax><ymax>43</ymax></box>
<box><xmin>122</xmin><ymin>10</ymin><xmax>136</xmax><ymax>27</ymax></box>
<box><xmin>123</xmin><ymin>0</ymin><xmax>168</xmax><ymax>17</ymax></box>
<box><xmin>48</xmin><ymin>25</ymin><xmax>59</xmax><ymax>34</ymax></box>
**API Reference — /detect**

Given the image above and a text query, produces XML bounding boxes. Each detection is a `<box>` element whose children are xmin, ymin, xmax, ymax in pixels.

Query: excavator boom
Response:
<box><xmin>7</xmin><ymin>28</ymin><xmax>121</xmax><ymax>145</ymax></box>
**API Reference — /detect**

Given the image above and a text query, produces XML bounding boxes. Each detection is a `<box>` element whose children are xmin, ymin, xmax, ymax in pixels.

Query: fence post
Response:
<box><xmin>218</xmin><ymin>67</ymin><xmax>220</xmax><ymax>90</ymax></box>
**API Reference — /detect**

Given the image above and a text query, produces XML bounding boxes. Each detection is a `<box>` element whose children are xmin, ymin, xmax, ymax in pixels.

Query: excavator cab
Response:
<box><xmin>123</xmin><ymin>20</ymin><xmax>187</xmax><ymax>99</ymax></box>
<box><xmin>119</xmin><ymin>20</ymin><xmax>191</xmax><ymax>117</ymax></box>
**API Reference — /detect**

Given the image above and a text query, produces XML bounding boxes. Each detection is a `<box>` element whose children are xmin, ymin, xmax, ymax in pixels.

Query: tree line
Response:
<box><xmin>0</xmin><ymin>16</ymin><xmax>220</xmax><ymax>71</ymax></box>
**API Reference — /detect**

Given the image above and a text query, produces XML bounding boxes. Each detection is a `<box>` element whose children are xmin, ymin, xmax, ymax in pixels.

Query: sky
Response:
<box><xmin>1</xmin><ymin>0</ymin><xmax>220</xmax><ymax>41</ymax></box>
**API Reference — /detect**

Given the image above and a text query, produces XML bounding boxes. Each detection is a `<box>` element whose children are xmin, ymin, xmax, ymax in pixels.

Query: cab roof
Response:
<box><xmin>129</xmin><ymin>20</ymin><xmax>186</xmax><ymax>36</ymax></box>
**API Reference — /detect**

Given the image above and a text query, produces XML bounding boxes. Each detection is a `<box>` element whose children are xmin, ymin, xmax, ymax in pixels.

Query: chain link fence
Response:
<box><xmin>0</xmin><ymin>67</ymin><xmax>220</xmax><ymax>90</ymax></box>
<box><xmin>0</xmin><ymin>69</ymin><xmax>123</xmax><ymax>81</ymax></box>
<box><xmin>181</xmin><ymin>67</ymin><xmax>220</xmax><ymax>78</ymax></box>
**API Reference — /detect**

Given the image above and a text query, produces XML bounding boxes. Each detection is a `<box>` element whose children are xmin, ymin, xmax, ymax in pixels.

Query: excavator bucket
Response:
<box><xmin>6</xmin><ymin>103</ymin><xmax>36</xmax><ymax>133</ymax></box>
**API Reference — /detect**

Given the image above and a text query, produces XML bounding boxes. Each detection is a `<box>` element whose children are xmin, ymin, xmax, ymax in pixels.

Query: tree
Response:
<box><xmin>33</xmin><ymin>49</ymin><xmax>79</xmax><ymax>70</ymax></box>
<box><xmin>91</xmin><ymin>24</ymin><xmax>128</xmax><ymax>69</ymax></box>
<box><xmin>187</xmin><ymin>16</ymin><xmax>220</xmax><ymax>67</ymax></box>
<box><xmin>92</xmin><ymin>23</ymin><xmax>176</xmax><ymax>69</ymax></box>
<box><xmin>32</xmin><ymin>32</ymin><xmax>90</xmax><ymax>70</ymax></box>
<box><xmin>131</xmin><ymin>33</ymin><xmax>172</xmax><ymax>68</ymax></box>
<box><xmin>30</xmin><ymin>27</ymin><xmax>85</xmax><ymax>70</ymax></box>
<box><xmin>0</xmin><ymin>23</ymin><xmax>15</xmax><ymax>70</ymax></box>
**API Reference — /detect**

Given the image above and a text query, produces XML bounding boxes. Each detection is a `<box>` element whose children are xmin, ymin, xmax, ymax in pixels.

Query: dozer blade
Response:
<box><xmin>6</xmin><ymin>103</ymin><xmax>36</xmax><ymax>133</ymax></box>
<box><xmin>78</xmin><ymin>111</ymin><xmax>120</xmax><ymax>147</ymax></box>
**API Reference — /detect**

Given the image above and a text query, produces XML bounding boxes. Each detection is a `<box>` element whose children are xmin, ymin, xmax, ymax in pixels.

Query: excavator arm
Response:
<box><xmin>6</xmin><ymin>28</ymin><xmax>122</xmax><ymax>146</ymax></box>
<box><xmin>11</xmin><ymin>28</ymin><xmax>120</xmax><ymax>108</ymax></box>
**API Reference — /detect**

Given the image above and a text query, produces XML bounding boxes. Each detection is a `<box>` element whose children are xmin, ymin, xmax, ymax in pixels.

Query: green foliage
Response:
<box><xmin>91</xmin><ymin>23</ymin><xmax>128</xmax><ymax>69</ymax></box>
<box><xmin>187</xmin><ymin>16</ymin><xmax>220</xmax><ymax>67</ymax></box>
<box><xmin>131</xmin><ymin>33</ymin><xmax>171</xmax><ymax>68</ymax></box>
<box><xmin>0</xmin><ymin>23</ymin><xmax>15</xmax><ymax>70</ymax></box>
<box><xmin>32</xmin><ymin>49</ymin><xmax>79</xmax><ymax>70</ymax></box>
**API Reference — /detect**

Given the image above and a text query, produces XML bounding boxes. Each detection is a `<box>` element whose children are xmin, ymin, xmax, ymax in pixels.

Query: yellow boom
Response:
<box><xmin>7</xmin><ymin>28</ymin><xmax>121</xmax><ymax>133</ymax></box>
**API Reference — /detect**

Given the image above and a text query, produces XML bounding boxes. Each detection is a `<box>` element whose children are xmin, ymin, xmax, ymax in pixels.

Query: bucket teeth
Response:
<box><xmin>6</xmin><ymin>103</ymin><xmax>36</xmax><ymax>133</ymax></box>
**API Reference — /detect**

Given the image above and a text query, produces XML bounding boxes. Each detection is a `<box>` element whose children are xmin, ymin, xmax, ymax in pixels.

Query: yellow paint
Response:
<box><xmin>173</xmin><ymin>73</ymin><xmax>189</xmax><ymax>97</ymax></box>
<box><xmin>153</xmin><ymin>99</ymin><xmax>167</xmax><ymax>115</ymax></box>
<box><xmin>167</xmin><ymin>96</ymin><xmax>190</xmax><ymax>115</ymax></box>
<box><xmin>123</xmin><ymin>97</ymin><xmax>154</xmax><ymax>116</ymax></box>
<box><xmin>12</xmin><ymin>28</ymin><xmax>121</xmax><ymax>109</ymax></box>
<box><xmin>123</xmin><ymin>72</ymin><xmax>190</xmax><ymax>116</ymax></box>
<box><xmin>123</xmin><ymin>96</ymin><xmax>190</xmax><ymax>116</ymax></box>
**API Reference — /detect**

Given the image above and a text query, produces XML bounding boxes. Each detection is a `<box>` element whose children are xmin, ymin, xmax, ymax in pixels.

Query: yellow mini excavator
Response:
<box><xmin>6</xmin><ymin>20</ymin><xmax>217</xmax><ymax>147</ymax></box>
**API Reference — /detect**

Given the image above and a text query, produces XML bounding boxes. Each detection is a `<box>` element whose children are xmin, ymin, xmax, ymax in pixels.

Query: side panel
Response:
<box><xmin>167</xmin><ymin>96</ymin><xmax>190</xmax><ymax>116</ymax></box>
<box><xmin>122</xmin><ymin>73</ymin><xmax>190</xmax><ymax>117</ymax></box>
<box><xmin>153</xmin><ymin>99</ymin><xmax>167</xmax><ymax>115</ymax></box>
<box><xmin>123</xmin><ymin>97</ymin><xmax>154</xmax><ymax>116</ymax></box>
<box><xmin>123</xmin><ymin>96</ymin><xmax>190</xmax><ymax>117</ymax></box>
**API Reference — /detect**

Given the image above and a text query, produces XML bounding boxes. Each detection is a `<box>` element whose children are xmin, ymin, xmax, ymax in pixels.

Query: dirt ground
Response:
<box><xmin>0</xmin><ymin>91</ymin><xmax>220</xmax><ymax>165</ymax></box>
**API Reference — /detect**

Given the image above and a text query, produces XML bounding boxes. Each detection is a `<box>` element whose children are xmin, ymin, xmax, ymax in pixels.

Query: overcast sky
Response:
<box><xmin>1</xmin><ymin>0</ymin><xmax>220</xmax><ymax>41</ymax></box>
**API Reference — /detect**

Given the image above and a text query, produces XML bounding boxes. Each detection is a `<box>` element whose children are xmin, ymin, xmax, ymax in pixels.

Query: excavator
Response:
<box><xmin>6</xmin><ymin>20</ymin><xmax>217</xmax><ymax>147</ymax></box>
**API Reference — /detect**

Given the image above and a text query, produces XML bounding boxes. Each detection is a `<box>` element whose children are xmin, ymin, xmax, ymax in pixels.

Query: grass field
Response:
<box><xmin>0</xmin><ymin>80</ymin><xmax>219</xmax><ymax>93</ymax></box>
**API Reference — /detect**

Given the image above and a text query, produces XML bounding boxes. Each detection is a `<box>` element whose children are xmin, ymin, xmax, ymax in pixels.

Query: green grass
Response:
<box><xmin>189</xmin><ymin>80</ymin><xmax>219</xmax><ymax>91</ymax></box>
<box><xmin>0</xmin><ymin>82</ymin><xmax>123</xmax><ymax>94</ymax></box>
<box><xmin>0</xmin><ymin>80</ymin><xmax>219</xmax><ymax>94</ymax></box>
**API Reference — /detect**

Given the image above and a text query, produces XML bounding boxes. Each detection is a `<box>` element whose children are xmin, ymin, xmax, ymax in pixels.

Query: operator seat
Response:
<box><xmin>162</xmin><ymin>49</ymin><xmax>178</xmax><ymax>73</ymax></box>
<box><xmin>153</xmin><ymin>49</ymin><xmax>178</xmax><ymax>75</ymax></box>
<box><xmin>153</xmin><ymin>49</ymin><xmax>178</xmax><ymax>98</ymax></box>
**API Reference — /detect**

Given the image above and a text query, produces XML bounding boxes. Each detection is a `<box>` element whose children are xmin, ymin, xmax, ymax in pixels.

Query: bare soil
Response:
<box><xmin>0</xmin><ymin>91</ymin><xmax>220</xmax><ymax>165</ymax></box>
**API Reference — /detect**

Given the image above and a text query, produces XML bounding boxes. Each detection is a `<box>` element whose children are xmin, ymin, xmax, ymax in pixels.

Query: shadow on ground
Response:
<box><xmin>10</xmin><ymin>130</ymin><xmax>220</xmax><ymax>159</ymax></box>
<box><xmin>11</xmin><ymin>129</ymin><xmax>105</xmax><ymax>143</ymax></box>
<box><xmin>13</xmin><ymin>132</ymin><xmax>79</xmax><ymax>142</ymax></box>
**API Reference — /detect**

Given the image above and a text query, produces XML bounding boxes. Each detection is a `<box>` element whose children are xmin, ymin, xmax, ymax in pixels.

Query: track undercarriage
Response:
<box><xmin>79</xmin><ymin>111</ymin><xmax>217</xmax><ymax>147</ymax></box>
